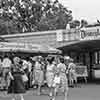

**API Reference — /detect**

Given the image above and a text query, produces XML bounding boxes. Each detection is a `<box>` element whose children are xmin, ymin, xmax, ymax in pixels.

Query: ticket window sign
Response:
<box><xmin>94</xmin><ymin>70</ymin><xmax>100</xmax><ymax>78</ymax></box>
<box><xmin>75</xmin><ymin>65</ymin><xmax>88</xmax><ymax>77</ymax></box>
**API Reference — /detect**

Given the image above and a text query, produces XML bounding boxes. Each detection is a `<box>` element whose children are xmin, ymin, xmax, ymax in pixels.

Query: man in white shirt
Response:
<box><xmin>2</xmin><ymin>56</ymin><xmax>12</xmax><ymax>68</ymax></box>
<box><xmin>2</xmin><ymin>56</ymin><xmax>12</xmax><ymax>89</ymax></box>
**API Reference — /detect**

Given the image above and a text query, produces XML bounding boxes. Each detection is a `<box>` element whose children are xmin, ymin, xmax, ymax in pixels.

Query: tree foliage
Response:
<box><xmin>70</xmin><ymin>20</ymin><xmax>80</xmax><ymax>28</ymax></box>
<box><xmin>0</xmin><ymin>18</ymin><xmax>18</xmax><ymax>35</ymax></box>
<box><xmin>0</xmin><ymin>0</ymin><xmax>72</xmax><ymax>34</ymax></box>
<box><xmin>69</xmin><ymin>19</ymin><xmax>88</xmax><ymax>29</ymax></box>
<box><xmin>80</xmin><ymin>19</ymin><xmax>88</xmax><ymax>28</ymax></box>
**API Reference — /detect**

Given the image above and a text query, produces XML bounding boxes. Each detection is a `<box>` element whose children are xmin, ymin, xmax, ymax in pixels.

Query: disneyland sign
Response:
<box><xmin>80</xmin><ymin>27</ymin><xmax>100</xmax><ymax>40</ymax></box>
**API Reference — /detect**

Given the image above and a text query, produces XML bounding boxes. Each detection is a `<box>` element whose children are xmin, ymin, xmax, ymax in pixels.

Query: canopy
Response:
<box><xmin>0</xmin><ymin>42</ymin><xmax>62</xmax><ymax>54</ymax></box>
<box><xmin>59</xmin><ymin>38</ymin><xmax>100</xmax><ymax>52</ymax></box>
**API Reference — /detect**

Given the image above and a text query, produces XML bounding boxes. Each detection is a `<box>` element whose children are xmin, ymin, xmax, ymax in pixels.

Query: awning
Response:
<box><xmin>0</xmin><ymin>42</ymin><xmax>62</xmax><ymax>54</ymax></box>
<box><xmin>58</xmin><ymin>39</ymin><xmax>100</xmax><ymax>52</ymax></box>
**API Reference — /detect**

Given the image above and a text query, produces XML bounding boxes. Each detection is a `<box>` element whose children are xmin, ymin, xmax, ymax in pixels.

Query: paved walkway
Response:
<box><xmin>0</xmin><ymin>84</ymin><xmax>100</xmax><ymax>100</ymax></box>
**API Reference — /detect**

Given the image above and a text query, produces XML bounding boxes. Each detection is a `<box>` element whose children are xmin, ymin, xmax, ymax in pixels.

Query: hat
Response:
<box><xmin>70</xmin><ymin>58</ymin><xmax>74</xmax><ymax>62</ymax></box>
<box><xmin>13</xmin><ymin>57</ymin><xmax>20</xmax><ymax>63</ymax></box>
<box><xmin>30</xmin><ymin>56</ymin><xmax>37</xmax><ymax>61</ymax></box>
<box><xmin>38</xmin><ymin>56</ymin><xmax>42</xmax><ymax>59</ymax></box>
<box><xmin>37</xmin><ymin>56</ymin><xmax>43</xmax><ymax>61</ymax></box>
<box><xmin>64</xmin><ymin>56</ymin><xmax>70</xmax><ymax>60</ymax></box>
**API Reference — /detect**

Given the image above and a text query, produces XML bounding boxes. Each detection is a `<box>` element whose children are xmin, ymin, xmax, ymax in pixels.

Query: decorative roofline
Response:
<box><xmin>0</xmin><ymin>29</ymin><xmax>69</xmax><ymax>38</ymax></box>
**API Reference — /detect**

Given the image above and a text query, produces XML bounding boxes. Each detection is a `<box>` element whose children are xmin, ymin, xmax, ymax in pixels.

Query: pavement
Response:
<box><xmin>0</xmin><ymin>84</ymin><xmax>100</xmax><ymax>100</ymax></box>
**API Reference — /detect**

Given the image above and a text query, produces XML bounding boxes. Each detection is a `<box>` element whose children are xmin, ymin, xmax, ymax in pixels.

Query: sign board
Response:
<box><xmin>56</xmin><ymin>31</ymin><xmax>63</xmax><ymax>41</ymax></box>
<box><xmin>80</xmin><ymin>26</ymin><xmax>100</xmax><ymax>40</ymax></box>
<box><xmin>94</xmin><ymin>70</ymin><xmax>100</xmax><ymax>78</ymax></box>
<box><xmin>0</xmin><ymin>42</ymin><xmax>25</xmax><ymax>49</ymax></box>
<box><xmin>56</xmin><ymin>29</ymin><xmax>80</xmax><ymax>42</ymax></box>
<box><xmin>75</xmin><ymin>65</ymin><xmax>88</xmax><ymax>77</ymax></box>
<box><xmin>0</xmin><ymin>42</ymin><xmax>61</xmax><ymax>54</ymax></box>
<box><xmin>0</xmin><ymin>42</ymin><xmax>40</xmax><ymax>52</ymax></box>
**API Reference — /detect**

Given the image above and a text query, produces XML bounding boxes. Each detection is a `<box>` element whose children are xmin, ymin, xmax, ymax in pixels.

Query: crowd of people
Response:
<box><xmin>0</xmin><ymin>54</ymin><xmax>77</xmax><ymax>100</ymax></box>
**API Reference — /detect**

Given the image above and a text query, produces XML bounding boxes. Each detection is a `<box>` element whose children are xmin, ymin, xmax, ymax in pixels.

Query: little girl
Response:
<box><xmin>52</xmin><ymin>72</ymin><xmax>61</xmax><ymax>100</ymax></box>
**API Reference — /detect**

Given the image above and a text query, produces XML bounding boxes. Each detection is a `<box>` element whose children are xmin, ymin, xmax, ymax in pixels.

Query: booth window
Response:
<box><xmin>99</xmin><ymin>51</ymin><xmax>100</xmax><ymax>64</ymax></box>
<box><xmin>94</xmin><ymin>51</ymin><xmax>100</xmax><ymax>65</ymax></box>
<box><xmin>95</xmin><ymin>52</ymin><xmax>98</xmax><ymax>64</ymax></box>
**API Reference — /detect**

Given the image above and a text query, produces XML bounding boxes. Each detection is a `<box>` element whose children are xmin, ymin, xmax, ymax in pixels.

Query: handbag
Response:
<box><xmin>22</xmin><ymin>74</ymin><xmax>28</xmax><ymax>82</ymax></box>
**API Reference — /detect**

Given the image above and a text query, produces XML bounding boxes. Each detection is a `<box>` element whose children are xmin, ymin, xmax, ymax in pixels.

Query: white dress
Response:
<box><xmin>52</xmin><ymin>75</ymin><xmax>61</xmax><ymax>87</ymax></box>
<box><xmin>68</xmin><ymin>62</ymin><xmax>77</xmax><ymax>81</ymax></box>
<box><xmin>46</xmin><ymin>64</ymin><xmax>56</xmax><ymax>87</ymax></box>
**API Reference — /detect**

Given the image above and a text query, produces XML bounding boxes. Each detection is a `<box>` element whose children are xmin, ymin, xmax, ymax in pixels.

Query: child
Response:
<box><xmin>52</xmin><ymin>72</ymin><xmax>61</xmax><ymax>100</ymax></box>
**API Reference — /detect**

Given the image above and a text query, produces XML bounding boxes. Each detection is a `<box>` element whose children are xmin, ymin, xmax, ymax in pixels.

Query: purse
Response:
<box><xmin>22</xmin><ymin>74</ymin><xmax>28</xmax><ymax>82</ymax></box>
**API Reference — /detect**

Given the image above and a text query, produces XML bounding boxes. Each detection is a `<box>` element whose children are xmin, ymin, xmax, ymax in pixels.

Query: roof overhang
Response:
<box><xmin>0</xmin><ymin>42</ymin><xmax>62</xmax><ymax>54</ymax></box>
<box><xmin>58</xmin><ymin>38</ymin><xmax>100</xmax><ymax>52</ymax></box>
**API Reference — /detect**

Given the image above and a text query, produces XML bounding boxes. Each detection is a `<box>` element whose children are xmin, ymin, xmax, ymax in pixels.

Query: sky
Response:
<box><xmin>58</xmin><ymin>0</ymin><xmax>100</xmax><ymax>23</ymax></box>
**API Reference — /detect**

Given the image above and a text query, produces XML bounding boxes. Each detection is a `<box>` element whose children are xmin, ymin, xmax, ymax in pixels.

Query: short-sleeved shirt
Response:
<box><xmin>34</xmin><ymin>61</ymin><xmax>42</xmax><ymax>70</ymax></box>
<box><xmin>68</xmin><ymin>62</ymin><xmax>76</xmax><ymax>72</ymax></box>
<box><xmin>27</xmin><ymin>61</ymin><xmax>32</xmax><ymax>72</ymax></box>
<box><xmin>57</xmin><ymin>63</ymin><xmax>66</xmax><ymax>73</ymax></box>
<box><xmin>47</xmin><ymin>63</ymin><xmax>56</xmax><ymax>73</ymax></box>
<box><xmin>2</xmin><ymin>58</ymin><xmax>12</xmax><ymax>68</ymax></box>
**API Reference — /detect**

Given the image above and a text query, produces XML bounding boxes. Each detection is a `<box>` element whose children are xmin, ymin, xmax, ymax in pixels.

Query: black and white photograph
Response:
<box><xmin>0</xmin><ymin>0</ymin><xmax>100</xmax><ymax>100</ymax></box>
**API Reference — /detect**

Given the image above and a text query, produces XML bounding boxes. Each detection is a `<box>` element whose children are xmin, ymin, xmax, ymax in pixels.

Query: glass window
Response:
<box><xmin>99</xmin><ymin>51</ymin><xmax>100</xmax><ymax>64</ymax></box>
<box><xmin>95</xmin><ymin>52</ymin><xmax>98</xmax><ymax>64</ymax></box>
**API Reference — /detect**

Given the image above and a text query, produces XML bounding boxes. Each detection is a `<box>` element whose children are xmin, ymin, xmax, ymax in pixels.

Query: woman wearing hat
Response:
<box><xmin>33</xmin><ymin>56</ymin><xmax>44</xmax><ymax>95</ymax></box>
<box><xmin>8</xmin><ymin>57</ymin><xmax>25</xmax><ymax>100</ymax></box>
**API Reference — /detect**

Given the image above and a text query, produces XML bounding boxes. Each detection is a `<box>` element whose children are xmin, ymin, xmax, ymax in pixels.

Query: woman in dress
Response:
<box><xmin>68</xmin><ymin>58</ymin><xmax>77</xmax><ymax>87</ymax></box>
<box><xmin>33</xmin><ymin>56</ymin><xmax>44</xmax><ymax>95</ymax></box>
<box><xmin>46</xmin><ymin>57</ymin><xmax>56</xmax><ymax>97</ymax></box>
<box><xmin>8</xmin><ymin>57</ymin><xmax>25</xmax><ymax>100</ymax></box>
<box><xmin>53</xmin><ymin>57</ymin><xmax>68</xmax><ymax>100</ymax></box>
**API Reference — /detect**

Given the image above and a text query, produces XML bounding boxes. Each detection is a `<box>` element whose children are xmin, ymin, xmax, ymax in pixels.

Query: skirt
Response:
<box><xmin>8</xmin><ymin>73</ymin><xmax>26</xmax><ymax>94</ymax></box>
<box><xmin>46</xmin><ymin>72</ymin><xmax>54</xmax><ymax>87</ymax></box>
<box><xmin>69</xmin><ymin>71</ymin><xmax>77</xmax><ymax>81</ymax></box>
<box><xmin>60</xmin><ymin>73</ymin><xmax>68</xmax><ymax>88</ymax></box>
<box><xmin>33</xmin><ymin>70</ymin><xmax>44</xmax><ymax>85</ymax></box>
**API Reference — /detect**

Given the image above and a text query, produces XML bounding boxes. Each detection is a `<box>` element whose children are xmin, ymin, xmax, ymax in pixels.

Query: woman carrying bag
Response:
<box><xmin>8</xmin><ymin>57</ymin><xmax>26</xmax><ymax>100</ymax></box>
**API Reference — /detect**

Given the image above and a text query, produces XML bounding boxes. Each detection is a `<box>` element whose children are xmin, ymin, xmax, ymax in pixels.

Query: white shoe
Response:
<box><xmin>49</xmin><ymin>92</ymin><xmax>52</xmax><ymax>97</ymax></box>
<box><xmin>12</xmin><ymin>98</ymin><xmax>15</xmax><ymax>100</ymax></box>
<box><xmin>21</xmin><ymin>98</ymin><xmax>24</xmax><ymax>100</ymax></box>
<box><xmin>52</xmin><ymin>98</ymin><xmax>55</xmax><ymax>100</ymax></box>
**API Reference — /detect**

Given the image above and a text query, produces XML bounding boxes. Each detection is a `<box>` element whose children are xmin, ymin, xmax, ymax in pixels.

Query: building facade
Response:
<box><xmin>1</xmin><ymin>27</ymin><xmax>100</xmax><ymax>81</ymax></box>
<box><xmin>1</xmin><ymin>29</ymin><xmax>80</xmax><ymax>49</ymax></box>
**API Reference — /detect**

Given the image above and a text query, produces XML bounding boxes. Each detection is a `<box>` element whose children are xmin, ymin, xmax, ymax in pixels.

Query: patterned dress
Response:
<box><xmin>57</xmin><ymin>63</ymin><xmax>68</xmax><ymax>89</ymax></box>
<box><xmin>33</xmin><ymin>61</ymin><xmax>44</xmax><ymax>85</ymax></box>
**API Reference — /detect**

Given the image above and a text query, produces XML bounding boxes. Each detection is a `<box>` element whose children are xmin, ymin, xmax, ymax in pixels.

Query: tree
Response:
<box><xmin>80</xmin><ymin>19</ymin><xmax>88</xmax><ymax>28</ymax></box>
<box><xmin>70</xmin><ymin>20</ymin><xmax>80</xmax><ymax>28</ymax></box>
<box><xmin>37</xmin><ymin>0</ymin><xmax>72</xmax><ymax>31</ymax></box>
<box><xmin>0</xmin><ymin>18</ymin><xmax>18</xmax><ymax>35</ymax></box>
<box><xmin>0</xmin><ymin>0</ymin><xmax>72</xmax><ymax>34</ymax></box>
